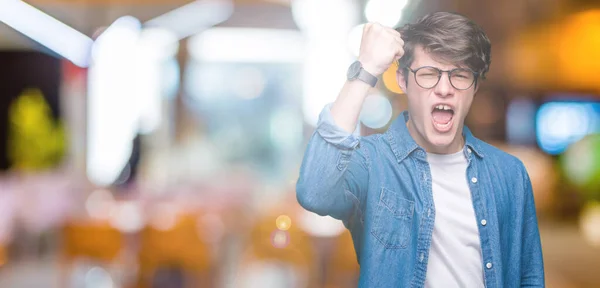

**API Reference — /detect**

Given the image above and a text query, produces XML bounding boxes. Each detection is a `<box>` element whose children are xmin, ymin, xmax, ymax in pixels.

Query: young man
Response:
<box><xmin>296</xmin><ymin>12</ymin><xmax>544</xmax><ymax>287</ymax></box>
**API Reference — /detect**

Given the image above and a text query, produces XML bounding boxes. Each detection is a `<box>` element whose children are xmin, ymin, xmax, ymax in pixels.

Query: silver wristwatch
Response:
<box><xmin>347</xmin><ymin>60</ymin><xmax>378</xmax><ymax>87</ymax></box>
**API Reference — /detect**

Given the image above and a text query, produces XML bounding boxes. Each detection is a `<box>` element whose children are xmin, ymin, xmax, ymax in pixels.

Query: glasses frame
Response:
<box><xmin>407</xmin><ymin>66</ymin><xmax>479</xmax><ymax>90</ymax></box>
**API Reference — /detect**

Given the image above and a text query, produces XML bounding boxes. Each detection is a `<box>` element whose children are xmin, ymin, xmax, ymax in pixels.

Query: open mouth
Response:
<box><xmin>431</xmin><ymin>104</ymin><xmax>454</xmax><ymax>132</ymax></box>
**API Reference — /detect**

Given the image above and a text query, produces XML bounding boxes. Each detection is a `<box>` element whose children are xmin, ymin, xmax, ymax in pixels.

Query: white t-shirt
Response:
<box><xmin>424</xmin><ymin>149</ymin><xmax>484</xmax><ymax>288</ymax></box>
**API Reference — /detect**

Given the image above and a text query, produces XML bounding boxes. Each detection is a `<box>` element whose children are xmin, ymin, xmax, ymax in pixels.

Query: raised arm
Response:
<box><xmin>331</xmin><ymin>23</ymin><xmax>405</xmax><ymax>133</ymax></box>
<box><xmin>296</xmin><ymin>23</ymin><xmax>404</xmax><ymax>223</ymax></box>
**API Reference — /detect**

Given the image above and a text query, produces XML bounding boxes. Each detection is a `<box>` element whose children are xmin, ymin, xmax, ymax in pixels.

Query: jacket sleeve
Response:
<box><xmin>296</xmin><ymin>104</ymin><xmax>370</xmax><ymax>224</ymax></box>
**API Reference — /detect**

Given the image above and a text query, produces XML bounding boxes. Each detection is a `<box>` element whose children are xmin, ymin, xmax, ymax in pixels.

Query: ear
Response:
<box><xmin>396</xmin><ymin>69</ymin><xmax>407</xmax><ymax>94</ymax></box>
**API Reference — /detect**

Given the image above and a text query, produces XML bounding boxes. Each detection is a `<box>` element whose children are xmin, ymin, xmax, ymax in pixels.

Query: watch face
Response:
<box><xmin>347</xmin><ymin>61</ymin><xmax>362</xmax><ymax>79</ymax></box>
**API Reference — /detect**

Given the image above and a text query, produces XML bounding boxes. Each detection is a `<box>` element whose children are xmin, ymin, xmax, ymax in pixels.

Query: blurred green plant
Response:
<box><xmin>7</xmin><ymin>88</ymin><xmax>66</xmax><ymax>171</ymax></box>
<box><xmin>560</xmin><ymin>133</ymin><xmax>600</xmax><ymax>201</ymax></box>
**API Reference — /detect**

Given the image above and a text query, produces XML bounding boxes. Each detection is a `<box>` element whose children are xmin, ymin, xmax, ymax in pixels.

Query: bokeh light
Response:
<box><xmin>506</xmin><ymin>98</ymin><xmax>537</xmax><ymax>145</ymax></box>
<box><xmin>364</xmin><ymin>0</ymin><xmax>407</xmax><ymax>28</ymax></box>
<box><xmin>108</xmin><ymin>201</ymin><xmax>144</xmax><ymax>233</ymax></box>
<box><xmin>291</xmin><ymin>0</ymin><xmax>359</xmax><ymax>33</ymax></box>
<box><xmin>271</xmin><ymin>230</ymin><xmax>290</xmax><ymax>249</ymax></box>
<box><xmin>137</xmin><ymin>27</ymin><xmax>179</xmax><ymax>60</ymax></box>
<box><xmin>536</xmin><ymin>102</ymin><xmax>599</xmax><ymax>155</ymax></box>
<box><xmin>383</xmin><ymin>64</ymin><xmax>403</xmax><ymax>94</ymax></box>
<box><xmin>91</xmin><ymin>16</ymin><xmax>142</xmax><ymax>63</ymax></box>
<box><xmin>360</xmin><ymin>94</ymin><xmax>393</xmax><ymax>129</ymax></box>
<box><xmin>87</xmin><ymin>16</ymin><xmax>146</xmax><ymax>187</ymax></box>
<box><xmin>237</xmin><ymin>262</ymin><xmax>303</xmax><ymax>288</ymax></box>
<box><xmin>557</xmin><ymin>10</ymin><xmax>600</xmax><ymax>89</ymax></box>
<box><xmin>85</xmin><ymin>189</ymin><xmax>115</xmax><ymax>220</ymax></box>
<box><xmin>149</xmin><ymin>202</ymin><xmax>178</xmax><ymax>231</ymax></box>
<box><xmin>84</xmin><ymin>266</ymin><xmax>115</xmax><ymax>288</ymax></box>
<box><xmin>580</xmin><ymin>202</ymin><xmax>600</xmax><ymax>248</ymax></box>
<box><xmin>561</xmin><ymin>134</ymin><xmax>600</xmax><ymax>196</ymax></box>
<box><xmin>275</xmin><ymin>215</ymin><xmax>292</xmax><ymax>231</ymax></box>
<box><xmin>188</xmin><ymin>28</ymin><xmax>304</xmax><ymax>63</ymax></box>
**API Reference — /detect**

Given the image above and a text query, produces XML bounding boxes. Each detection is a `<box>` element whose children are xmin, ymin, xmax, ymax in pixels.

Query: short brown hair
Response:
<box><xmin>397</xmin><ymin>12</ymin><xmax>491</xmax><ymax>81</ymax></box>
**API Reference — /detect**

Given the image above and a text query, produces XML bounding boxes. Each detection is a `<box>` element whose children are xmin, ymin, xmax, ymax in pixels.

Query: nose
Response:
<box><xmin>434</xmin><ymin>72</ymin><xmax>454</xmax><ymax>98</ymax></box>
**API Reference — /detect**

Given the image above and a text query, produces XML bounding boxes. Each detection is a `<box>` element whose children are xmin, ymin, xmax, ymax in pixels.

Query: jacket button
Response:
<box><xmin>486</xmin><ymin>262</ymin><xmax>493</xmax><ymax>269</ymax></box>
<box><xmin>471</xmin><ymin>177</ymin><xmax>478</xmax><ymax>184</ymax></box>
<box><xmin>481</xmin><ymin>219</ymin><xmax>487</xmax><ymax>226</ymax></box>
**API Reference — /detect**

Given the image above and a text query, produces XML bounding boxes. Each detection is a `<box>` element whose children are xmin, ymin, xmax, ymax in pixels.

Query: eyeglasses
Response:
<box><xmin>407</xmin><ymin>66</ymin><xmax>478</xmax><ymax>90</ymax></box>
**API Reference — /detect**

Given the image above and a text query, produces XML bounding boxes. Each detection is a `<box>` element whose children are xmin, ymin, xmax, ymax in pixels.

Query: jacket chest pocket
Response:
<box><xmin>370</xmin><ymin>187</ymin><xmax>415</xmax><ymax>249</ymax></box>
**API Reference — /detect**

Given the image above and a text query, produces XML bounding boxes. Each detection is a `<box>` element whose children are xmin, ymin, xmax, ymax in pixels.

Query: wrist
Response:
<box><xmin>362</xmin><ymin>64</ymin><xmax>380</xmax><ymax>77</ymax></box>
<box><xmin>357</xmin><ymin>59</ymin><xmax>381</xmax><ymax>76</ymax></box>
<box><xmin>347</xmin><ymin>60</ymin><xmax>379</xmax><ymax>87</ymax></box>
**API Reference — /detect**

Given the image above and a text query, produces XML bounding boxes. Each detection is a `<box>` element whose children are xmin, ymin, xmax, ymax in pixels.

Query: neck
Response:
<box><xmin>406</xmin><ymin>118</ymin><xmax>464</xmax><ymax>154</ymax></box>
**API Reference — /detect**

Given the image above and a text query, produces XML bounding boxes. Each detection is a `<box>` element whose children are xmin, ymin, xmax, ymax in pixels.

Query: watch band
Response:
<box><xmin>347</xmin><ymin>61</ymin><xmax>378</xmax><ymax>87</ymax></box>
<box><xmin>357</xmin><ymin>68</ymin><xmax>378</xmax><ymax>87</ymax></box>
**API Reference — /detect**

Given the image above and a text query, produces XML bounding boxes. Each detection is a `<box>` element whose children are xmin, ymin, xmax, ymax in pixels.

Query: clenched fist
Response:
<box><xmin>358</xmin><ymin>22</ymin><xmax>404</xmax><ymax>77</ymax></box>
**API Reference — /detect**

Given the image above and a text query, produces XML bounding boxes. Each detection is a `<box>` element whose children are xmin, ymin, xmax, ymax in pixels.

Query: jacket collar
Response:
<box><xmin>384</xmin><ymin>111</ymin><xmax>484</xmax><ymax>163</ymax></box>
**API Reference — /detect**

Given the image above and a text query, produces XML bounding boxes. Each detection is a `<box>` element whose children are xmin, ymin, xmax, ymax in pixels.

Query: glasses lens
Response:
<box><xmin>450</xmin><ymin>69</ymin><xmax>475</xmax><ymax>90</ymax></box>
<box><xmin>414</xmin><ymin>67</ymin><xmax>440</xmax><ymax>89</ymax></box>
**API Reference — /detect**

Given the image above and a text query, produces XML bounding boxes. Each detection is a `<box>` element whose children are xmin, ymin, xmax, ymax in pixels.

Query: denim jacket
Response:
<box><xmin>296</xmin><ymin>104</ymin><xmax>545</xmax><ymax>287</ymax></box>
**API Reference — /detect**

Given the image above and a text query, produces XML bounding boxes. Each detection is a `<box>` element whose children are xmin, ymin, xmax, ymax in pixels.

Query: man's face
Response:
<box><xmin>397</xmin><ymin>45</ymin><xmax>478</xmax><ymax>154</ymax></box>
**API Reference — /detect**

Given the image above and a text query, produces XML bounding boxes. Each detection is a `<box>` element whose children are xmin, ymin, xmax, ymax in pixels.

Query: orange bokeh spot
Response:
<box><xmin>383</xmin><ymin>64</ymin><xmax>404</xmax><ymax>94</ymax></box>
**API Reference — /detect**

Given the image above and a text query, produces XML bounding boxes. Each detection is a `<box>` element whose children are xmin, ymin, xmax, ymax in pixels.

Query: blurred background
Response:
<box><xmin>0</xmin><ymin>0</ymin><xmax>599</xmax><ymax>287</ymax></box>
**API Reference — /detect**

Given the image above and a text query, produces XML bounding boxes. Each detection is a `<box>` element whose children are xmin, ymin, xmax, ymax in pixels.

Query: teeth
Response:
<box><xmin>435</xmin><ymin>105</ymin><xmax>452</xmax><ymax>111</ymax></box>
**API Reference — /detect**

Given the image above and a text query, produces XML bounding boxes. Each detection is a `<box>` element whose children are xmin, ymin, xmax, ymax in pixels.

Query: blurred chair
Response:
<box><xmin>136</xmin><ymin>213</ymin><xmax>214</xmax><ymax>288</ymax></box>
<box><xmin>235</xmin><ymin>207</ymin><xmax>318</xmax><ymax>288</ymax></box>
<box><xmin>324</xmin><ymin>230</ymin><xmax>360</xmax><ymax>288</ymax></box>
<box><xmin>60</xmin><ymin>221</ymin><xmax>124</xmax><ymax>287</ymax></box>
